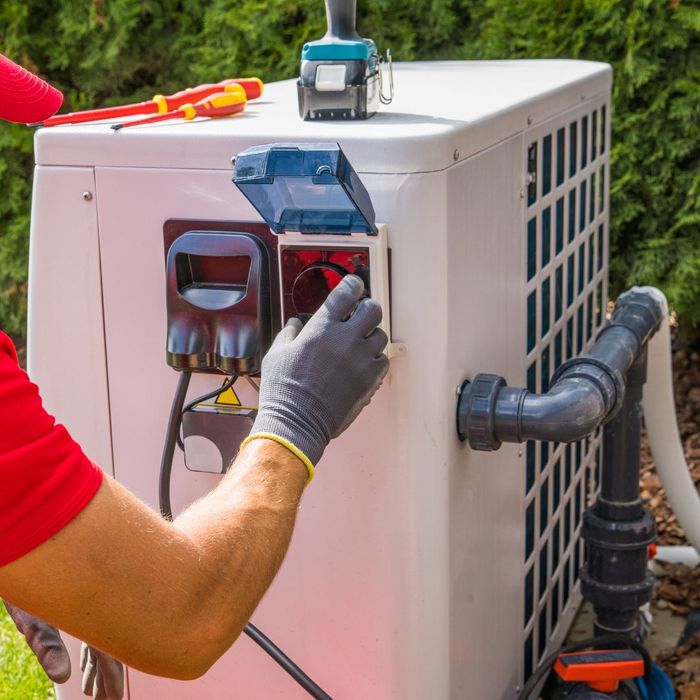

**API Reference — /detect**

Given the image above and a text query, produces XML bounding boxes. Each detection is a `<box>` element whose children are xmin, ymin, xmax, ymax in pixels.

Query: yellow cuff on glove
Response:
<box><xmin>240</xmin><ymin>433</ymin><xmax>315</xmax><ymax>485</ymax></box>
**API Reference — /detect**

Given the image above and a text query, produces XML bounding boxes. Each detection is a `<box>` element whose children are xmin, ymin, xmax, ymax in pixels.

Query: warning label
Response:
<box><xmin>215</xmin><ymin>385</ymin><xmax>242</xmax><ymax>407</ymax></box>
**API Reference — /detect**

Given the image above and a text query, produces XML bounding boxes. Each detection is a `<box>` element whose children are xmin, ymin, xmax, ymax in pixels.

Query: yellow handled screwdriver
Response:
<box><xmin>36</xmin><ymin>78</ymin><xmax>261</xmax><ymax>127</ymax></box>
<box><xmin>111</xmin><ymin>87</ymin><xmax>247</xmax><ymax>130</ymax></box>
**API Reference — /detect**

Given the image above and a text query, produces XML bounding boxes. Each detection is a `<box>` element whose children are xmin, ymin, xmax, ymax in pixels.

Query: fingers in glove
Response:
<box><xmin>320</xmin><ymin>274</ymin><xmax>364</xmax><ymax>321</ymax></box>
<box><xmin>82</xmin><ymin>647</ymin><xmax>97</xmax><ymax>697</ymax></box>
<box><xmin>80</xmin><ymin>641</ymin><xmax>89</xmax><ymax>672</ymax></box>
<box><xmin>3</xmin><ymin>601</ymin><xmax>71</xmax><ymax>683</ymax></box>
<box><xmin>94</xmin><ymin>672</ymin><xmax>108</xmax><ymax>700</ymax></box>
<box><xmin>349</xmin><ymin>298</ymin><xmax>384</xmax><ymax>338</ymax></box>
<box><xmin>363</xmin><ymin>327</ymin><xmax>389</xmax><ymax>358</ymax></box>
<box><xmin>333</xmin><ymin>353</ymin><xmax>390</xmax><ymax>437</ymax></box>
<box><xmin>81</xmin><ymin>645</ymin><xmax>124</xmax><ymax>700</ymax></box>
<box><xmin>269</xmin><ymin>318</ymin><xmax>302</xmax><ymax>350</ymax></box>
<box><xmin>98</xmin><ymin>656</ymin><xmax>124</xmax><ymax>700</ymax></box>
<box><xmin>374</xmin><ymin>353</ymin><xmax>390</xmax><ymax>381</ymax></box>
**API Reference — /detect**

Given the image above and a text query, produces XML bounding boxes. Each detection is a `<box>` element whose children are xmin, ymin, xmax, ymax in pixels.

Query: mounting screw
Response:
<box><xmin>453</xmin><ymin>149</ymin><xmax>460</xmax><ymax>161</ymax></box>
<box><xmin>518</xmin><ymin>449</ymin><xmax>523</xmax><ymax>457</ymax></box>
<box><xmin>82</xmin><ymin>191</ymin><xmax>93</xmax><ymax>201</ymax></box>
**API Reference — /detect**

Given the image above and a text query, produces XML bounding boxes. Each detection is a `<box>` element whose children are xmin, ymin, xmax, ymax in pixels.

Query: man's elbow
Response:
<box><xmin>128</xmin><ymin>618</ymin><xmax>245</xmax><ymax>680</ymax></box>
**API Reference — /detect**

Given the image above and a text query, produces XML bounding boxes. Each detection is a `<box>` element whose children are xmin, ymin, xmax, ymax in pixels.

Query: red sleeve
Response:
<box><xmin>0</xmin><ymin>331</ymin><xmax>103</xmax><ymax>566</ymax></box>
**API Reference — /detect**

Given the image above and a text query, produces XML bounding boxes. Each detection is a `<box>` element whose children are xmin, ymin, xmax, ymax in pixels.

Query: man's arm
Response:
<box><xmin>0</xmin><ymin>275</ymin><xmax>388</xmax><ymax>680</ymax></box>
<box><xmin>0</xmin><ymin>438</ymin><xmax>306</xmax><ymax>680</ymax></box>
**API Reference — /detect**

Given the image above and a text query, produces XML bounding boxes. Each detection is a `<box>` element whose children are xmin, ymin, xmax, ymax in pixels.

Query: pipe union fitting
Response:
<box><xmin>456</xmin><ymin>374</ymin><xmax>506</xmax><ymax>450</ymax></box>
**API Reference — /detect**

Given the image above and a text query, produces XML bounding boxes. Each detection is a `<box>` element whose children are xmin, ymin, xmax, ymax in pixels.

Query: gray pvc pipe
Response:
<box><xmin>517</xmin><ymin>378</ymin><xmax>610</xmax><ymax>443</ymax></box>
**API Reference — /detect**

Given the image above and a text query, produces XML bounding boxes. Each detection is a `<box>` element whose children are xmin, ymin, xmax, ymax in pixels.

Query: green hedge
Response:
<box><xmin>1</xmin><ymin>1</ymin><xmax>698</xmax><ymax>338</ymax></box>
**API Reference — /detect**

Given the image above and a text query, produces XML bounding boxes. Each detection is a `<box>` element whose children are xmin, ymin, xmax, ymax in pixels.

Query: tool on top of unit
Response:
<box><xmin>297</xmin><ymin>0</ymin><xmax>393</xmax><ymax>120</ymax></box>
<box><xmin>112</xmin><ymin>88</ymin><xmax>247</xmax><ymax>130</ymax></box>
<box><xmin>34</xmin><ymin>78</ymin><xmax>262</xmax><ymax>127</ymax></box>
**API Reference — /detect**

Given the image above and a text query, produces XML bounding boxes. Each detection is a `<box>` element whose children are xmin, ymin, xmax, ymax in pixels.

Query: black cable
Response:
<box><xmin>159</xmin><ymin>372</ymin><xmax>333</xmax><ymax>699</ymax></box>
<box><xmin>517</xmin><ymin>633</ymin><xmax>652</xmax><ymax>700</ymax></box>
<box><xmin>244</xmin><ymin>624</ymin><xmax>333</xmax><ymax>700</ymax></box>
<box><xmin>159</xmin><ymin>370</ymin><xmax>191</xmax><ymax>520</ymax></box>
<box><xmin>175</xmin><ymin>375</ymin><xmax>239</xmax><ymax>451</ymax></box>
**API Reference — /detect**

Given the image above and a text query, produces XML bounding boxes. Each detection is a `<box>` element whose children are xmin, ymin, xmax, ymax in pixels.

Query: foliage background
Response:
<box><xmin>0</xmin><ymin>0</ymin><xmax>698</xmax><ymax>339</ymax></box>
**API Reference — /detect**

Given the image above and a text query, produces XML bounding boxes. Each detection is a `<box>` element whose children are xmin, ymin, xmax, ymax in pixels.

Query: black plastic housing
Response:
<box><xmin>165</xmin><ymin>231</ymin><xmax>271</xmax><ymax>375</ymax></box>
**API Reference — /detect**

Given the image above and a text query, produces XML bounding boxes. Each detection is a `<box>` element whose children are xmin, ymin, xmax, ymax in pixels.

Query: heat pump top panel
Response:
<box><xmin>34</xmin><ymin>60</ymin><xmax>611</xmax><ymax>174</ymax></box>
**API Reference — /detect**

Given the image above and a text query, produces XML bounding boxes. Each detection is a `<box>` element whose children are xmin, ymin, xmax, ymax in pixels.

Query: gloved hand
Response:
<box><xmin>242</xmin><ymin>274</ymin><xmax>389</xmax><ymax>481</ymax></box>
<box><xmin>3</xmin><ymin>600</ymin><xmax>71</xmax><ymax>683</ymax></box>
<box><xmin>80</xmin><ymin>642</ymin><xmax>124</xmax><ymax>700</ymax></box>
<box><xmin>2</xmin><ymin>601</ymin><xmax>124</xmax><ymax>699</ymax></box>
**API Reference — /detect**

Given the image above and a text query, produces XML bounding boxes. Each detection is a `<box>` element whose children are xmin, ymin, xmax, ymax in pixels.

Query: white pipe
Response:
<box><xmin>654</xmin><ymin>545</ymin><xmax>700</xmax><ymax>567</ymax></box>
<box><xmin>640</xmin><ymin>286</ymin><xmax>700</xmax><ymax>555</ymax></box>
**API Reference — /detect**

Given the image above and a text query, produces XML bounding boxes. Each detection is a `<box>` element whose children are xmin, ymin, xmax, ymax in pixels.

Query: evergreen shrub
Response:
<box><xmin>0</xmin><ymin>0</ymin><xmax>698</xmax><ymax>337</ymax></box>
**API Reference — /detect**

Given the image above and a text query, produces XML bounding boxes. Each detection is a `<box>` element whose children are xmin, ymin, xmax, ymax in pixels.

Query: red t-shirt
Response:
<box><xmin>0</xmin><ymin>331</ymin><xmax>103</xmax><ymax>566</ymax></box>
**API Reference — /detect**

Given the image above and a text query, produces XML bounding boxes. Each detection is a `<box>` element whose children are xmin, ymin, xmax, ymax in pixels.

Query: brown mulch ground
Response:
<box><xmin>642</xmin><ymin>345</ymin><xmax>700</xmax><ymax>696</ymax></box>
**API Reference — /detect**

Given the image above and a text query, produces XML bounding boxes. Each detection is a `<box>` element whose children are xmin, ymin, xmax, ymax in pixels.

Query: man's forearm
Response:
<box><xmin>0</xmin><ymin>439</ymin><xmax>307</xmax><ymax>678</ymax></box>
<box><xmin>173</xmin><ymin>438</ymin><xmax>307</xmax><ymax>657</ymax></box>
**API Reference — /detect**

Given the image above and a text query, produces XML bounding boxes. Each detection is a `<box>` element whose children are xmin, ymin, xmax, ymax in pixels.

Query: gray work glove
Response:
<box><xmin>2</xmin><ymin>601</ymin><xmax>124</xmax><ymax>699</ymax></box>
<box><xmin>3</xmin><ymin>600</ymin><xmax>71</xmax><ymax>683</ymax></box>
<box><xmin>245</xmin><ymin>274</ymin><xmax>389</xmax><ymax>476</ymax></box>
<box><xmin>80</xmin><ymin>642</ymin><xmax>124</xmax><ymax>700</ymax></box>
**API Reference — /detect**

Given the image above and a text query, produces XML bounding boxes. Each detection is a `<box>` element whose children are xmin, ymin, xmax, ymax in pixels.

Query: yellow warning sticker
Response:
<box><xmin>215</xmin><ymin>385</ymin><xmax>242</xmax><ymax>407</ymax></box>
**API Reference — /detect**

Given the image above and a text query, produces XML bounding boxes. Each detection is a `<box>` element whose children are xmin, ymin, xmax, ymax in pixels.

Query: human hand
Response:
<box><xmin>244</xmin><ymin>274</ymin><xmax>389</xmax><ymax>478</ymax></box>
<box><xmin>80</xmin><ymin>642</ymin><xmax>124</xmax><ymax>700</ymax></box>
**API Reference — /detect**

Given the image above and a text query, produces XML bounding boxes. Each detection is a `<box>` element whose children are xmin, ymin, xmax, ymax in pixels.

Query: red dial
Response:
<box><xmin>292</xmin><ymin>262</ymin><xmax>347</xmax><ymax>316</ymax></box>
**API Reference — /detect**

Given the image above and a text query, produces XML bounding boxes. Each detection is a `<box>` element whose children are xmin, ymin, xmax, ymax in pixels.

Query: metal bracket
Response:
<box><xmin>378</xmin><ymin>49</ymin><xmax>394</xmax><ymax>105</ymax></box>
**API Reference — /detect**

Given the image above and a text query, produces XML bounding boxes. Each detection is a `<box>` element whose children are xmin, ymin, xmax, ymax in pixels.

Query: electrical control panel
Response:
<box><xmin>277</xmin><ymin>228</ymin><xmax>392</xmax><ymax>342</ymax></box>
<box><xmin>232</xmin><ymin>142</ymin><xmax>394</xmax><ymax>345</ymax></box>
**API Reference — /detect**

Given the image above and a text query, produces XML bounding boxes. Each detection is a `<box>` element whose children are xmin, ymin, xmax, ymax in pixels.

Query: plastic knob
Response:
<box><xmin>292</xmin><ymin>262</ymin><xmax>347</xmax><ymax>317</ymax></box>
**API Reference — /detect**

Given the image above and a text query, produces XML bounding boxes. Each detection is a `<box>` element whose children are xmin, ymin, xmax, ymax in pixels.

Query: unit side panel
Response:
<box><xmin>520</xmin><ymin>92</ymin><xmax>610</xmax><ymax>685</ymax></box>
<box><xmin>364</xmin><ymin>171</ymin><xmax>454</xmax><ymax>699</ymax></box>
<box><xmin>94</xmin><ymin>166</ymin><xmax>453</xmax><ymax>699</ymax></box>
<box><xmin>446</xmin><ymin>136</ymin><xmax>525</xmax><ymax>700</ymax></box>
<box><xmin>27</xmin><ymin>166</ymin><xmax>113</xmax><ymax>474</ymax></box>
<box><xmin>27</xmin><ymin>165</ymin><xmax>115</xmax><ymax>700</ymax></box>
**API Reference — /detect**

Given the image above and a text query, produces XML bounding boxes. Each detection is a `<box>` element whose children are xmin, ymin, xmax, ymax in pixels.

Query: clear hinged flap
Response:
<box><xmin>232</xmin><ymin>142</ymin><xmax>377</xmax><ymax>235</ymax></box>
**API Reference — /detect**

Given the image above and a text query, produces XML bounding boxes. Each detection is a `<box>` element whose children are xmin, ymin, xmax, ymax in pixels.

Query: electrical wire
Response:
<box><xmin>175</xmin><ymin>374</ymin><xmax>239</xmax><ymax>450</ymax></box>
<box><xmin>159</xmin><ymin>372</ymin><xmax>333</xmax><ymax>699</ymax></box>
<box><xmin>517</xmin><ymin>633</ymin><xmax>652</xmax><ymax>700</ymax></box>
<box><xmin>244</xmin><ymin>623</ymin><xmax>332</xmax><ymax>700</ymax></box>
<box><xmin>159</xmin><ymin>370</ymin><xmax>191</xmax><ymax>519</ymax></box>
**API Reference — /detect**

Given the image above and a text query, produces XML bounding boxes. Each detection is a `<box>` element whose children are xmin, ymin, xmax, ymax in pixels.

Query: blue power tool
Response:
<box><xmin>297</xmin><ymin>0</ymin><xmax>393</xmax><ymax>120</ymax></box>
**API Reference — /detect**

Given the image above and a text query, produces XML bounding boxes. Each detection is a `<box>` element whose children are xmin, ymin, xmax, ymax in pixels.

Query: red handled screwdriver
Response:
<box><xmin>111</xmin><ymin>88</ymin><xmax>247</xmax><ymax>130</ymax></box>
<box><xmin>36</xmin><ymin>78</ymin><xmax>262</xmax><ymax>127</ymax></box>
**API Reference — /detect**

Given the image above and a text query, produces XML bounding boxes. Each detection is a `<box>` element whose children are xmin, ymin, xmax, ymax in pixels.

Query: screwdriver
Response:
<box><xmin>36</xmin><ymin>78</ymin><xmax>262</xmax><ymax>127</ymax></box>
<box><xmin>111</xmin><ymin>89</ymin><xmax>247</xmax><ymax>130</ymax></box>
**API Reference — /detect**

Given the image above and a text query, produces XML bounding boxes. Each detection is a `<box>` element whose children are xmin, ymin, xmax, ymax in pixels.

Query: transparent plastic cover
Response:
<box><xmin>232</xmin><ymin>142</ymin><xmax>377</xmax><ymax>235</ymax></box>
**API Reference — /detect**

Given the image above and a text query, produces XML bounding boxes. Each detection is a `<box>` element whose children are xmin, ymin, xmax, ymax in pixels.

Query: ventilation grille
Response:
<box><xmin>521</xmin><ymin>101</ymin><xmax>610</xmax><ymax>682</ymax></box>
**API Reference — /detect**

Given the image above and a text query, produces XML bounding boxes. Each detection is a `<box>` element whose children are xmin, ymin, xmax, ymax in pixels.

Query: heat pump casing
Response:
<box><xmin>27</xmin><ymin>60</ymin><xmax>611</xmax><ymax>700</ymax></box>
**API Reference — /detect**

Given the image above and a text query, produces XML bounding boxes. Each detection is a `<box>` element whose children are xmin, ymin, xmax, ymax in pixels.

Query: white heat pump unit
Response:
<box><xmin>28</xmin><ymin>60</ymin><xmax>611</xmax><ymax>699</ymax></box>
